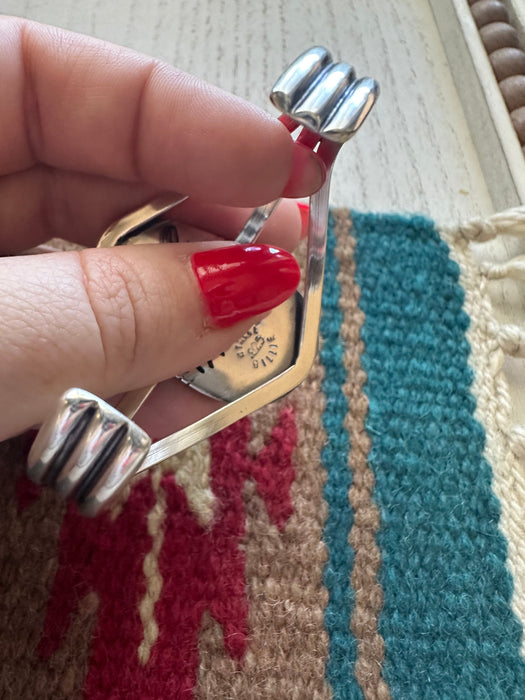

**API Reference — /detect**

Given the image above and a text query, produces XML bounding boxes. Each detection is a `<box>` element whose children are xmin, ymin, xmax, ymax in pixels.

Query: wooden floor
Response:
<box><xmin>2</xmin><ymin>0</ymin><xmax>500</xmax><ymax>222</ymax></box>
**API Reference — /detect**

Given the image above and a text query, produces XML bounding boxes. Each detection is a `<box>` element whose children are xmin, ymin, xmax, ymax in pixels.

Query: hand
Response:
<box><xmin>0</xmin><ymin>17</ymin><xmax>324</xmax><ymax>441</ymax></box>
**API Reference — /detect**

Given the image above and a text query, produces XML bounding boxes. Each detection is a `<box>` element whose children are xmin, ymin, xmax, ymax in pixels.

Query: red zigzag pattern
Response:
<box><xmin>24</xmin><ymin>408</ymin><xmax>296</xmax><ymax>697</ymax></box>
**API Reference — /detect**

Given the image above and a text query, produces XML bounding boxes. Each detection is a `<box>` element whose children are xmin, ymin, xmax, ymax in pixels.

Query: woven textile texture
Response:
<box><xmin>1</xmin><ymin>209</ymin><xmax>525</xmax><ymax>699</ymax></box>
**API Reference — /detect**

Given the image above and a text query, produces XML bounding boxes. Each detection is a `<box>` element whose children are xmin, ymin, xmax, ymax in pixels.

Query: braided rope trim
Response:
<box><xmin>469</xmin><ymin>0</ymin><xmax>525</xmax><ymax>155</ymax></box>
<box><xmin>444</xmin><ymin>207</ymin><xmax>525</xmax><ymax>655</ymax></box>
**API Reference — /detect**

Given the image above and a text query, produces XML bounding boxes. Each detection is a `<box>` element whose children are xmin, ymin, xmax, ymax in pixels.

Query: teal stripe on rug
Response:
<box><xmin>352</xmin><ymin>212</ymin><xmax>525</xmax><ymax>699</ymax></box>
<box><xmin>320</xmin><ymin>213</ymin><xmax>360</xmax><ymax>699</ymax></box>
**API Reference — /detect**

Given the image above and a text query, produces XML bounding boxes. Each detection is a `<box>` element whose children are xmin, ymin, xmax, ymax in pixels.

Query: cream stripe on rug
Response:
<box><xmin>444</xmin><ymin>212</ymin><xmax>525</xmax><ymax>655</ymax></box>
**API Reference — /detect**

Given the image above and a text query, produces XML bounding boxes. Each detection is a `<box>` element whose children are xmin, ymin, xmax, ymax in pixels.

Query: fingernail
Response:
<box><xmin>283</xmin><ymin>143</ymin><xmax>326</xmax><ymax>198</ymax></box>
<box><xmin>297</xmin><ymin>202</ymin><xmax>310</xmax><ymax>238</ymax></box>
<box><xmin>191</xmin><ymin>244</ymin><xmax>300</xmax><ymax>328</ymax></box>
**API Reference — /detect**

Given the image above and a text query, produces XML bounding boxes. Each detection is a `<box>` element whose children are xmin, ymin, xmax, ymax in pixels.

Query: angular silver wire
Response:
<box><xmin>109</xmin><ymin>195</ymin><xmax>281</xmax><ymax>418</ymax></box>
<box><xmin>26</xmin><ymin>45</ymin><xmax>379</xmax><ymax>513</ymax></box>
<box><xmin>140</xmin><ymin>165</ymin><xmax>333</xmax><ymax>471</ymax></box>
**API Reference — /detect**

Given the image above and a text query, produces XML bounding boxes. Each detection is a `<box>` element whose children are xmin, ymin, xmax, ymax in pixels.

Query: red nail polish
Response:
<box><xmin>191</xmin><ymin>244</ymin><xmax>300</xmax><ymax>328</ymax></box>
<box><xmin>297</xmin><ymin>202</ymin><xmax>310</xmax><ymax>238</ymax></box>
<box><xmin>283</xmin><ymin>143</ymin><xmax>326</xmax><ymax>198</ymax></box>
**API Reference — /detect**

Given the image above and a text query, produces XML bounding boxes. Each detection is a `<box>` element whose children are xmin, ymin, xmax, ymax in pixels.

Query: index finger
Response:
<box><xmin>0</xmin><ymin>17</ymin><xmax>324</xmax><ymax>206</ymax></box>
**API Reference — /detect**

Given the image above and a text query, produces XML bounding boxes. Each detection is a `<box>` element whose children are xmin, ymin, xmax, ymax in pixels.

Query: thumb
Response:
<box><xmin>0</xmin><ymin>242</ymin><xmax>299</xmax><ymax>440</ymax></box>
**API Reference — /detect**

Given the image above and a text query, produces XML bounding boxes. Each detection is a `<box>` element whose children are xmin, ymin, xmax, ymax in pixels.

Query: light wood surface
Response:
<box><xmin>2</xmin><ymin>0</ymin><xmax>499</xmax><ymax>222</ymax></box>
<box><xmin>432</xmin><ymin>0</ymin><xmax>525</xmax><ymax>210</ymax></box>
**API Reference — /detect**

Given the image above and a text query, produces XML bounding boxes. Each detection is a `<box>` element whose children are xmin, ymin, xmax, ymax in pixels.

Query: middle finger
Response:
<box><xmin>0</xmin><ymin>166</ymin><xmax>304</xmax><ymax>253</ymax></box>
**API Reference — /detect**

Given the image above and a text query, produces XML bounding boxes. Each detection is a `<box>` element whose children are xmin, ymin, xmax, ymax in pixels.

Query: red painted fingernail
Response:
<box><xmin>297</xmin><ymin>202</ymin><xmax>310</xmax><ymax>238</ymax></box>
<box><xmin>283</xmin><ymin>143</ymin><xmax>326</xmax><ymax>198</ymax></box>
<box><xmin>191</xmin><ymin>244</ymin><xmax>300</xmax><ymax>328</ymax></box>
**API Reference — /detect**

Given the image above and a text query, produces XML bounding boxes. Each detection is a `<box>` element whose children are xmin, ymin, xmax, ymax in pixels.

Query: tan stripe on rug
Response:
<box><xmin>333</xmin><ymin>208</ymin><xmax>390</xmax><ymax>699</ymax></box>
<box><xmin>0</xmin><ymin>439</ymin><xmax>96</xmax><ymax>700</ymax></box>
<box><xmin>195</xmin><ymin>359</ymin><xmax>332</xmax><ymax>699</ymax></box>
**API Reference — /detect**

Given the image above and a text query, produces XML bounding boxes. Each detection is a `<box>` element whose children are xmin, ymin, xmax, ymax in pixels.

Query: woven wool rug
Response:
<box><xmin>1</xmin><ymin>208</ymin><xmax>525</xmax><ymax>699</ymax></box>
